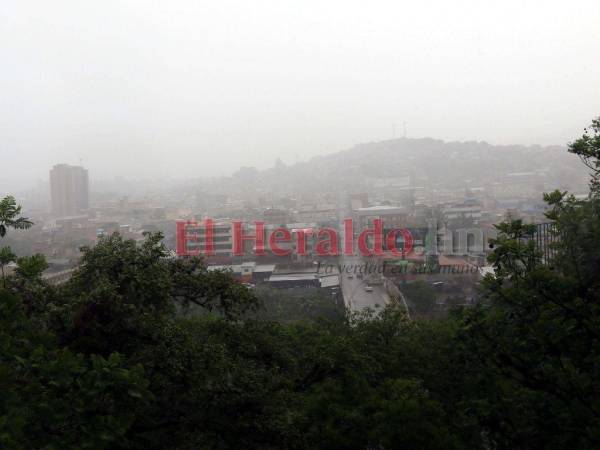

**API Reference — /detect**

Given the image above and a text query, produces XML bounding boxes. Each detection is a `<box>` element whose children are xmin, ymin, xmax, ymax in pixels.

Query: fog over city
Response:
<box><xmin>2</xmin><ymin>0</ymin><xmax>600</xmax><ymax>192</ymax></box>
<box><xmin>4</xmin><ymin>2</ymin><xmax>600</xmax><ymax>447</ymax></box>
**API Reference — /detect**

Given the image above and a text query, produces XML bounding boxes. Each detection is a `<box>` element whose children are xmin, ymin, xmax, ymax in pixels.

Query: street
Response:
<box><xmin>339</xmin><ymin>255</ymin><xmax>390</xmax><ymax>312</ymax></box>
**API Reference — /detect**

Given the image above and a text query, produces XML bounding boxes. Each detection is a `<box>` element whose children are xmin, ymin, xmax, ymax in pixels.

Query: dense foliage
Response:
<box><xmin>1</xmin><ymin>118</ymin><xmax>600</xmax><ymax>449</ymax></box>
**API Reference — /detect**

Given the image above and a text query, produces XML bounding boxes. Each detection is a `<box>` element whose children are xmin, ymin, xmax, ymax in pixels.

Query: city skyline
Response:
<box><xmin>2</xmin><ymin>0</ymin><xmax>599</xmax><ymax>192</ymax></box>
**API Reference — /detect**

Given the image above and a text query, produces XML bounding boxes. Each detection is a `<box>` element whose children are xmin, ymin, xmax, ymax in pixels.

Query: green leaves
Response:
<box><xmin>568</xmin><ymin>117</ymin><xmax>600</xmax><ymax>195</ymax></box>
<box><xmin>0</xmin><ymin>246</ymin><xmax>16</xmax><ymax>287</ymax></box>
<box><xmin>0</xmin><ymin>246</ymin><xmax>15</xmax><ymax>266</ymax></box>
<box><xmin>467</xmin><ymin>151</ymin><xmax>600</xmax><ymax>447</ymax></box>
<box><xmin>170</xmin><ymin>257</ymin><xmax>260</xmax><ymax>319</ymax></box>
<box><xmin>0</xmin><ymin>196</ymin><xmax>33</xmax><ymax>239</ymax></box>
<box><xmin>15</xmin><ymin>254</ymin><xmax>48</xmax><ymax>281</ymax></box>
<box><xmin>487</xmin><ymin>219</ymin><xmax>540</xmax><ymax>280</ymax></box>
<box><xmin>0</xmin><ymin>287</ymin><xmax>151</xmax><ymax>449</ymax></box>
<box><xmin>402</xmin><ymin>280</ymin><xmax>437</xmax><ymax>316</ymax></box>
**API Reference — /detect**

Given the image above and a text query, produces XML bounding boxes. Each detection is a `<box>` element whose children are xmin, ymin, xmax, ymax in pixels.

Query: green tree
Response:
<box><xmin>458</xmin><ymin>118</ymin><xmax>600</xmax><ymax>448</ymax></box>
<box><xmin>0</xmin><ymin>195</ymin><xmax>33</xmax><ymax>238</ymax></box>
<box><xmin>403</xmin><ymin>280</ymin><xmax>437</xmax><ymax>316</ymax></box>
<box><xmin>14</xmin><ymin>254</ymin><xmax>48</xmax><ymax>281</ymax></box>
<box><xmin>253</xmin><ymin>285</ymin><xmax>344</xmax><ymax>323</ymax></box>
<box><xmin>0</xmin><ymin>195</ymin><xmax>34</xmax><ymax>289</ymax></box>
<box><xmin>0</xmin><ymin>245</ymin><xmax>16</xmax><ymax>287</ymax></box>
<box><xmin>170</xmin><ymin>256</ymin><xmax>259</xmax><ymax>319</ymax></box>
<box><xmin>568</xmin><ymin>116</ymin><xmax>600</xmax><ymax>194</ymax></box>
<box><xmin>0</xmin><ymin>289</ymin><xmax>152</xmax><ymax>450</ymax></box>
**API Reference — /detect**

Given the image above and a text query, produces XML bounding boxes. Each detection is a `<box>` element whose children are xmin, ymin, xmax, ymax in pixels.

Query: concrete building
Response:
<box><xmin>442</xmin><ymin>201</ymin><xmax>483</xmax><ymax>223</ymax></box>
<box><xmin>50</xmin><ymin>164</ymin><xmax>89</xmax><ymax>217</ymax></box>
<box><xmin>355</xmin><ymin>205</ymin><xmax>409</xmax><ymax>229</ymax></box>
<box><xmin>350</xmin><ymin>193</ymin><xmax>369</xmax><ymax>210</ymax></box>
<box><xmin>183</xmin><ymin>219</ymin><xmax>235</xmax><ymax>258</ymax></box>
<box><xmin>207</xmin><ymin>262</ymin><xmax>276</xmax><ymax>283</ymax></box>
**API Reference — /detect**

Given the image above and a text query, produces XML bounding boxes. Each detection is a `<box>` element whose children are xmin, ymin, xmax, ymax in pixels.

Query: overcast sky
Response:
<box><xmin>1</xmin><ymin>0</ymin><xmax>600</xmax><ymax>191</ymax></box>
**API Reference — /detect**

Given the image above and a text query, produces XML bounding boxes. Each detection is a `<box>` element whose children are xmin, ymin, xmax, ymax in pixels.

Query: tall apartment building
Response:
<box><xmin>50</xmin><ymin>164</ymin><xmax>89</xmax><ymax>217</ymax></box>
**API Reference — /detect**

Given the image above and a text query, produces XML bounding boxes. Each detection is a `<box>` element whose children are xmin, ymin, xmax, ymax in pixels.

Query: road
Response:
<box><xmin>339</xmin><ymin>256</ymin><xmax>390</xmax><ymax>312</ymax></box>
<box><xmin>336</xmin><ymin>193</ymin><xmax>394</xmax><ymax>313</ymax></box>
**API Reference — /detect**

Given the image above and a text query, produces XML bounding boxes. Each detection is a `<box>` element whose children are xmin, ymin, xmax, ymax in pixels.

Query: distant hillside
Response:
<box><xmin>222</xmin><ymin>138</ymin><xmax>588</xmax><ymax>197</ymax></box>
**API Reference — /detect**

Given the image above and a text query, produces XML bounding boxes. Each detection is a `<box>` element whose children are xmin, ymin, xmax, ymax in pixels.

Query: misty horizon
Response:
<box><xmin>2</xmin><ymin>0</ymin><xmax>599</xmax><ymax>192</ymax></box>
<box><xmin>5</xmin><ymin>136</ymin><xmax>581</xmax><ymax>197</ymax></box>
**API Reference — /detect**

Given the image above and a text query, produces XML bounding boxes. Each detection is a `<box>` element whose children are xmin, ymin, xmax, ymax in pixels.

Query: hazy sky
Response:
<box><xmin>2</xmin><ymin>0</ymin><xmax>600</xmax><ymax>191</ymax></box>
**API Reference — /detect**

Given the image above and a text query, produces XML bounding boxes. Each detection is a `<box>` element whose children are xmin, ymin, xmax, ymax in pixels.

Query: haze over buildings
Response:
<box><xmin>2</xmin><ymin>2</ymin><xmax>600</xmax><ymax>447</ymax></box>
<box><xmin>2</xmin><ymin>0</ymin><xmax>600</xmax><ymax>192</ymax></box>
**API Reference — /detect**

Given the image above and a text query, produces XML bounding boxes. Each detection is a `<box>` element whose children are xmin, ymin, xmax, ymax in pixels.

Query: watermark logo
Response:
<box><xmin>176</xmin><ymin>218</ymin><xmax>421</xmax><ymax>257</ymax></box>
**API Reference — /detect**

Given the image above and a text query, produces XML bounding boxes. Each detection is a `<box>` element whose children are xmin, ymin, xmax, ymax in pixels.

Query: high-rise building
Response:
<box><xmin>50</xmin><ymin>164</ymin><xmax>89</xmax><ymax>217</ymax></box>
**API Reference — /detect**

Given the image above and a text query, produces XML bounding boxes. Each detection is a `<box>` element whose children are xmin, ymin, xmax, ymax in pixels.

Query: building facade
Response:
<box><xmin>50</xmin><ymin>164</ymin><xmax>89</xmax><ymax>217</ymax></box>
